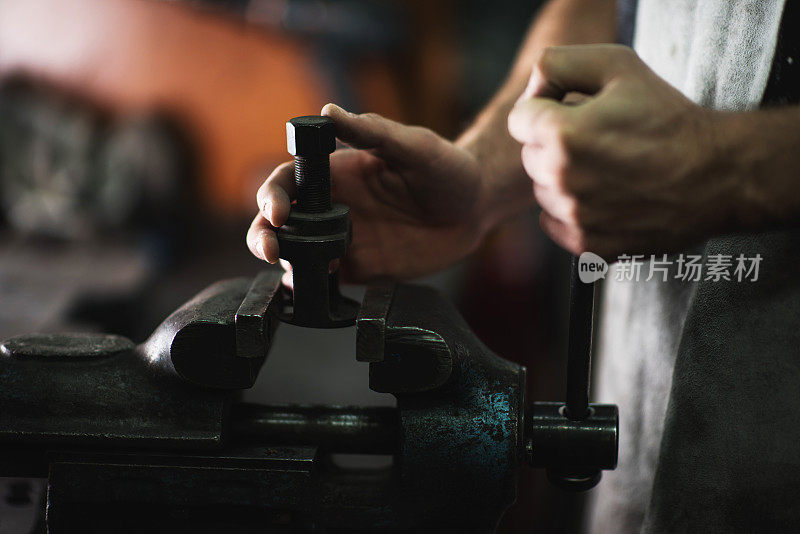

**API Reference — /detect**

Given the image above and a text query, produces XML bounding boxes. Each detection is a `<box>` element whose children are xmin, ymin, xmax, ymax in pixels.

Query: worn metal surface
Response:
<box><xmin>357</xmin><ymin>282</ymin><xmax>526</xmax><ymax>532</ymax></box>
<box><xmin>0</xmin><ymin>330</ymin><xmax>229</xmax><ymax>467</ymax></box>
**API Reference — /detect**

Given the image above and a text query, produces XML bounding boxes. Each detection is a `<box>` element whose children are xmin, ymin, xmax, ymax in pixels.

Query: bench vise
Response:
<box><xmin>0</xmin><ymin>116</ymin><xmax>618</xmax><ymax>533</ymax></box>
<box><xmin>0</xmin><ymin>269</ymin><xmax>616</xmax><ymax>533</ymax></box>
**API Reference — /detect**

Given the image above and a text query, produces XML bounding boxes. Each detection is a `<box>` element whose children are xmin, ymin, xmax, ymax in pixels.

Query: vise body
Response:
<box><xmin>0</xmin><ymin>268</ymin><xmax>616</xmax><ymax>532</ymax></box>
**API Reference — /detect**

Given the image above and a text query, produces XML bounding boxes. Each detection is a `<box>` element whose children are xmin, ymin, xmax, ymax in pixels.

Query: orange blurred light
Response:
<box><xmin>0</xmin><ymin>0</ymin><xmax>331</xmax><ymax>214</ymax></box>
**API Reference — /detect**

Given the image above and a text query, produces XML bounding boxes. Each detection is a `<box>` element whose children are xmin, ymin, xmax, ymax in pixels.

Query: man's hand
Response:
<box><xmin>247</xmin><ymin>104</ymin><xmax>495</xmax><ymax>282</ymax></box>
<box><xmin>509</xmin><ymin>44</ymin><xmax>738</xmax><ymax>259</ymax></box>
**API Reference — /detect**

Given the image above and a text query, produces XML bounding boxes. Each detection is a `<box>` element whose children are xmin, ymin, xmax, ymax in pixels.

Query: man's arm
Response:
<box><xmin>458</xmin><ymin>0</ymin><xmax>617</xmax><ymax>229</ymax></box>
<box><xmin>718</xmin><ymin>108</ymin><xmax>800</xmax><ymax>233</ymax></box>
<box><xmin>248</xmin><ymin>0</ymin><xmax>617</xmax><ymax>280</ymax></box>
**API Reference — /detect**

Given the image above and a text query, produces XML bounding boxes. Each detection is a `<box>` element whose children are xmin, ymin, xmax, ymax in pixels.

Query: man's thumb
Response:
<box><xmin>521</xmin><ymin>44</ymin><xmax>635</xmax><ymax>101</ymax></box>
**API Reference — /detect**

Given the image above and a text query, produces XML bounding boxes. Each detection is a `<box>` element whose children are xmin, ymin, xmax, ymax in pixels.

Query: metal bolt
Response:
<box><xmin>286</xmin><ymin>116</ymin><xmax>336</xmax><ymax>213</ymax></box>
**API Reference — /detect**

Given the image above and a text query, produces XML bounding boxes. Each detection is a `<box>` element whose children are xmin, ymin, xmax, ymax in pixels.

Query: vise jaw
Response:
<box><xmin>0</xmin><ymin>268</ymin><xmax>283</xmax><ymax>465</ymax></box>
<box><xmin>357</xmin><ymin>282</ymin><xmax>526</xmax><ymax>532</ymax></box>
<box><xmin>142</xmin><ymin>269</ymin><xmax>282</xmax><ymax>389</ymax></box>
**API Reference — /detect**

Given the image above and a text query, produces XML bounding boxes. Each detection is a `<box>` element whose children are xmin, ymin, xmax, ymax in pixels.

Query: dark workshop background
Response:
<box><xmin>0</xmin><ymin>1</ymin><xmax>579</xmax><ymax>532</ymax></box>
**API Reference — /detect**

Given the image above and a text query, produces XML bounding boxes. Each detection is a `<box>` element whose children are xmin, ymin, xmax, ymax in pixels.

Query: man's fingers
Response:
<box><xmin>519</xmin><ymin>144</ymin><xmax>569</xmax><ymax>189</ymax></box>
<box><xmin>509</xmin><ymin>97</ymin><xmax>574</xmax><ymax>147</ymax></box>
<box><xmin>279</xmin><ymin>259</ymin><xmax>293</xmax><ymax>289</ymax></box>
<box><xmin>562</xmin><ymin>91</ymin><xmax>591</xmax><ymax>106</ymax></box>
<box><xmin>512</xmin><ymin>47</ymin><xmax>634</xmax><ymax>161</ymax></box>
<box><xmin>322</xmin><ymin>103</ymin><xmax>431</xmax><ymax>164</ymax></box>
<box><xmin>523</xmin><ymin>44</ymin><xmax>637</xmax><ymax>100</ymax></box>
<box><xmin>322</xmin><ymin>103</ymin><xmax>389</xmax><ymax>150</ymax></box>
<box><xmin>246</xmin><ymin>214</ymin><xmax>280</xmax><ymax>264</ymax></box>
<box><xmin>256</xmin><ymin>161</ymin><xmax>295</xmax><ymax>227</ymax></box>
<box><xmin>533</xmin><ymin>183</ymin><xmax>577</xmax><ymax>224</ymax></box>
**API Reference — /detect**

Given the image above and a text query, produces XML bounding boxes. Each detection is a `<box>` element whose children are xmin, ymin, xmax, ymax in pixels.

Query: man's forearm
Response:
<box><xmin>459</xmin><ymin>0</ymin><xmax>617</xmax><ymax>226</ymax></box>
<box><xmin>714</xmin><ymin>107</ymin><xmax>800</xmax><ymax>232</ymax></box>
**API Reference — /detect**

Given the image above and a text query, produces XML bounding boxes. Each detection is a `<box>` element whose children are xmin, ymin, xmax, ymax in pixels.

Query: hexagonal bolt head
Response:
<box><xmin>286</xmin><ymin>116</ymin><xmax>336</xmax><ymax>157</ymax></box>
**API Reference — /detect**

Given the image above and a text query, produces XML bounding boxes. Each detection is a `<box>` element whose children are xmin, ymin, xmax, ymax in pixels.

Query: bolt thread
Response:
<box><xmin>294</xmin><ymin>156</ymin><xmax>331</xmax><ymax>213</ymax></box>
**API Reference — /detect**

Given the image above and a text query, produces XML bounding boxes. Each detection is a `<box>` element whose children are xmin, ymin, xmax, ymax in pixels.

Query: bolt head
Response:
<box><xmin>286</xmin><ymin>116</ymin><xmax>336</xmax><ymax>157</ymax></box>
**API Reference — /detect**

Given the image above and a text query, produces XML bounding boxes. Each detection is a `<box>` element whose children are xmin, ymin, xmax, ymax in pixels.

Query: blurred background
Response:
<box><xmin>0</xmin><ymin>0</ymin><xmax>580</xmax><ymax>531</ymax></box>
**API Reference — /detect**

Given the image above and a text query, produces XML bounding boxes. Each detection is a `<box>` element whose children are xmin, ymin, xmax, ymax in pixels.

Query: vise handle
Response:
<box><xmin>526</xmin><ymin>255</ymin><xmax>619</xmax><ymax>491</ymax></box>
